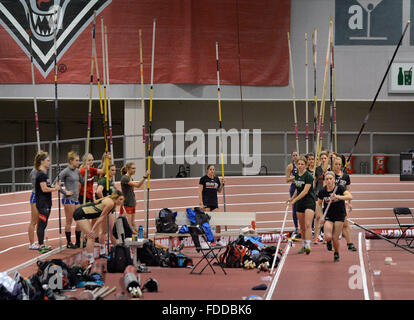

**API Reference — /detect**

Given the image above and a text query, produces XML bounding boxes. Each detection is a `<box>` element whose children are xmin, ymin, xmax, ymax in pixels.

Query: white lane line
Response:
<box><xmin>4</xmin><ymin>242</ymin><xmax>65</xmax><ymax>275</ymax></box>
<box><xmin>358</xmin><ymin>232</ymin><xmax>370</xmax><ymax>300</ymax></box>
<box><xmin>265</xmin><ymin>241</ymin><xmax>291</xmax><ymax>300</ymax></box>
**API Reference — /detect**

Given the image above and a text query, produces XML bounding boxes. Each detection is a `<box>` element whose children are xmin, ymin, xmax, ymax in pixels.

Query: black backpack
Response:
<box><xmin>194</xmin><ymin>207</ymin><xmax>211</xmax><ymax>225</ymax></box>
<box><xmin>156</xmin><ymin>208</ymin><xmax>178</xmax><ymax>233</ymax></box>
<box><xmin>107</xmin><ymin>244</ymin><xmax>133</xmax><ymax>273</ymax></box>
<box><xmin>136</xmin><ymin>240</ymin><xmax>166</xmax><ymax>266</ymax></box>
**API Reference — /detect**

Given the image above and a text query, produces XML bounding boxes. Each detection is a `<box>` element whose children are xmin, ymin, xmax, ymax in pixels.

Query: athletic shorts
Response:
<box><xmin>30</xmin><ymin>192</ymin><xmax>36</xmax><ymax>204</ymax></box>
<box><xmin>120</xmin><ymin>206</ymin><xmax>136</xmax><ymax>215</ymax></box>
<box><xmin>73</xmin><ymin>207</ymin><xmax>86</xmax><ymax>221</ymax></box>
<box><xmin>204</xmin><ymin>204</ymin><xmax>218</xmax><ymax>211</ymax></box>
<box><xmin>296</xmin><ymin>198</ymin><xmax>316</xmax><ymax>213</ymax></box>
<box><xmin>325</xmin><ymin>212</ymin><xmax>346</xmax><ymax>223</ymax></box>
<box><xmin>62</xmin><ymin>199</ymin><xmax>80</xmax><ymax>205</ymax></box>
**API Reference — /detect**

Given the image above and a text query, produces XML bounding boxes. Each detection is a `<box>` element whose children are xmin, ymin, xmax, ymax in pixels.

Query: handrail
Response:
<box><xmin>0</xmin><ymin>130</ymin><xmax>412</xmax><ymax>192</ymax></box>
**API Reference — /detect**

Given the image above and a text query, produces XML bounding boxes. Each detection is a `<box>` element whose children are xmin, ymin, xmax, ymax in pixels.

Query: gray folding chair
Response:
<box><xmin>393</xmin><ymin>207</ymin><xmax>414</xmax><ymax>247</ymax></box>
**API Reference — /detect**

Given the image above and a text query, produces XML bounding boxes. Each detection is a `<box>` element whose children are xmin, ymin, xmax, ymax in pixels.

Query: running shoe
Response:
<box><xmin>28</xmin><ymin>242</ymin><xmax>39</xmax><ymax>250</ymax></box>
<box><xmin>334</xmin><ymin>252</ymin><xmax>340</xmax><ymax>263</ymax></box>
<box><xmin>216</xmin><ymin>239</ymin><xmax>227</xmax><ymax>247</ymax></box>
<box><xmin>67</xmin><ymin>242</ymin><xmax>77</xmax><ymax>249</ymax></box>
<box><xmin>313</xmin><ymin>237</ymin><xmax>324</xmax><ymax>244</ymax></box>
<box><xmin>297</xmin><ymin>247</ymin><xmax>306</xmax><ymax>254</ymax></box>
<box><xmin>38</xmin><ymin>245</ymin><xmax>52</xmax><ymax>254</ymax></box>
<box><xmin>347</xmin><ymin>243</ymin><xmax>357</xmax><ymax>251</ymax></box>
<box><xmin>326</xmin><ymin>241</ymin><xmax>333</xmax><ymax>251</ymax></box>
<box><xmin>305</xmin><ymin>247</ymin><xmax>311</xmax><ymax>255</ymax></box>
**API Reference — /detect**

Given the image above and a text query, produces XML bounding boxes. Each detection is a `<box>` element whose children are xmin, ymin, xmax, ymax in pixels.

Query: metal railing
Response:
<box><xmin>0</xmin><ymin>130</ymin><xmax>412</xmax><ymax>193</ymax></box>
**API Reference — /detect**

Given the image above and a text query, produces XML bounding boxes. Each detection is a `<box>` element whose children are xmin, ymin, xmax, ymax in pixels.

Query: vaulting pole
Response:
<box><xmin>139</xmin><ymin>29</ymin><xmax>145</xmax><ymax>144</ymax></box>
<box><xmin>100</xmin><ymin>18</ymin><xmax>111</xmax><ymax>174</ymax></box>
<box><xmin>287</xmin><ymin>32</ymin><xmax>299</xmax><ymax>155</ymax></box>
<box><xmin>92</xmin><ymin>14</ymin><xmax>109</xmax><ymax>193</ymax></box>
<box><xmin>27</xmin><ymin>16</ymin><xmax>41</xmax><ymax>153</ymax></box>
<box><xmin>83</xmin><ymin>13</ymin><xmax>96</xmax><ymax>206</ymax></box>
<box><xmin>104</xmin><ymin>26</ymin><xmax>114</xmax><ymax>164</ymax></box>
<box><xmin>215</xmin><ymin>41</ymin><xmax>227</xmax><ymax>213</ymax></box>
<box><xmin>328</xmin><ymin>37</ymin><xmax>333</xmax><ymax>153</ymax></box>
<box><xmin>332</xmin><ymin>27</ymin><xmax>338</xmax><ymax>154</ymax></box>
<box><xmin>312</xmin><ymin>28</ymin><xmax>318</xmax><ymax>156</ymax></box>
<box><xmin>315</xmin><ymin>18</ymin><xmax>332</xmax><ymax>168</ymax></box>
<box><xmin>270</xmin><ymin>205</ymin><xmax>289</xmax><ymax>274</ymax></box>
<box><xmin>52</xmin><ymin>10</ymin><xmax>62</xmax><ymax>248</ymax></box>
<box><xmin>146</xmin><ymin>19</ymin><xmax>156</xmax><ymax>238</ymax></box>
<box><xmin>102</xmin><ymin>19</ymin><xmax>112</xmax><ymax>255</ymax></box>
<box><xmin>305</xmin><ymin>33</ymin><xmax>309</xmax><ymax>154</ymax></box>
<box><xmin>80</xmin><ymin>12</ymin><xmax>97</xmax><ymax>249</ymax></box>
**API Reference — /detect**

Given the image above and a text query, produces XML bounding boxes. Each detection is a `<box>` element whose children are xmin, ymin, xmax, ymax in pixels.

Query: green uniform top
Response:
<box><xmin>294</xmin><ymin>170</ymin><xmax>315</xmax><ymax>203</ymax></box>
<box><xmin>79</xmin><ymin>198</ymin><xmax>106</xmax><ymax>220</ymax></box>
<box><xmin>97</xmin><ymin>177</ymin><xmax>115</xmax><ymax>198</ymax></box>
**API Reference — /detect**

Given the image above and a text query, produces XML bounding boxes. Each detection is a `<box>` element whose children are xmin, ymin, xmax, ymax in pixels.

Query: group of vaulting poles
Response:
<box><xmin>28</xmin><ymin>11</ymin><xmax>115</xmax><ymax>250</ymax></box>
<box><xmin>288</xmin><ymin>18</ymin><xmax>337</xmax><ymax>161</ymax></box>
<box><xmin>271</xmin><ymin>18</ymin><xmax>414</xmax><ymax>275</ymax></box>
<box><xmin>82</xmin><ymin>12</ymin><xmax>114</xmax><ymax>248</ymax></box>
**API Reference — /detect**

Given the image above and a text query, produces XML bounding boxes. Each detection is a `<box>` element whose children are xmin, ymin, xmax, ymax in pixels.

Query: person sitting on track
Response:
<box><xmin>317</xmin><ymin>171</ymin><xmax>353</xmax><ymax>262</ymax></box>
<box><xmin>28</xmin><ymin>166</ymin><xmax>40</xmax><ymax>250</ymax></box>
<box><xmin>332</xmin><ymin>155</ymin><xmax>357</xmax><ymax>252</ymax></box>
<box><xmin>33</xmin><ymin>151</ymin><xmax>61</xmax><ymax>254</ymax></box>
<box><xmin>286</xmin><ymin>151</ymin><xmax>299</xmax><ymax>235</ymax></box>
<box><xmin>73</xmin><ymin>190</ymin><xmax>125</xmax><ymax>265</ymax></box>
<box><xmin>288</xmin><ymin>156</ymin><xmax>316</xmax><ymax>255</ymax></box>
<box><xmin>120</xmin><ymin>162</ymin><xmax>150</xmax><ymax>233</ymax></box>
<box><xmin>59</xmin><ymin>151</ymin><xmax>84</xmax><ymax>249</ymax></box>
<box><xmin>198</xmin><ymin>164</ymin><xmax>226</xmax><ymax>246</ymax></box>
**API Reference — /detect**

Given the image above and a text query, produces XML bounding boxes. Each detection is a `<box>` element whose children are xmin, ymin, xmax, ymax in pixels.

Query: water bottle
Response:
<box><xmin>138</xmin><ymin>225</ymin><xmax>143</xmax><ymax>239</ymax></box>
<box><xmin>177</xmin><ymin>253</ymin><xmax>184</xmax><ymax>267</ymax></box>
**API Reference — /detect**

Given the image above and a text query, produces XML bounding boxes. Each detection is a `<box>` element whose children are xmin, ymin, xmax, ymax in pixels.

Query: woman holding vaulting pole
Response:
<box><xmin>27</xmin><ymin>16</ymin><xmax>42</xmax><ymax>250</ymax></box>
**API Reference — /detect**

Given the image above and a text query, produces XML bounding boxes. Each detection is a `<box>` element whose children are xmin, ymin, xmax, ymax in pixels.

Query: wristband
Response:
<box><xmin>143</xmin><ymin>176</ymin><xmax>147</xmax><ymax>179</ymax></box>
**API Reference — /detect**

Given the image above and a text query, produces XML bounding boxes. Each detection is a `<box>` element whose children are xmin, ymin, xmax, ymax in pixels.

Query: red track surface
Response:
<box><xmin>1</xmin><ymin>175</ymin><xmax>413</xmax><ymax>300</ymax></box>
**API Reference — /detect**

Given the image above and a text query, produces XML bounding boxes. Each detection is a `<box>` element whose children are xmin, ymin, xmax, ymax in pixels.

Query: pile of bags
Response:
<box><xmin>218</xmin><ymin>235</ymin><xmax>282</xmax><ymax>272</ymax></box>
<box><xmin>0</xmin><ymin>259</ymin><xmax>101</xmax><ymax>300</ymax></box>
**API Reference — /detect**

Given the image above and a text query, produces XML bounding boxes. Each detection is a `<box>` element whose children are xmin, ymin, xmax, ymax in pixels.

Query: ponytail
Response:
<box><xmin>34</xmin><ymin>151</ymin><xmax>48</xmax><ymax>170</ymax></box>
<box><xmin>121</xmin><ymin>162</ymin><xmax>135</xmax><ymax>176</ymax></box>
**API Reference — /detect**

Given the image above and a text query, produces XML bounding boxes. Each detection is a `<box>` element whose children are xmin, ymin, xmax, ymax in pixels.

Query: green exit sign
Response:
<box><xmin>388</xmin><ymin>62</ymin><xmax>414</xmax><ymax>93</ymax></box>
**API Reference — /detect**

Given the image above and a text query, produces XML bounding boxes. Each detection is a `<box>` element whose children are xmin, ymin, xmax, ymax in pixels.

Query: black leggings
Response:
<box><xmin>36</xmin><ymin>206</ymin><xmax>51</xmax><ymax>246</ymax></box>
